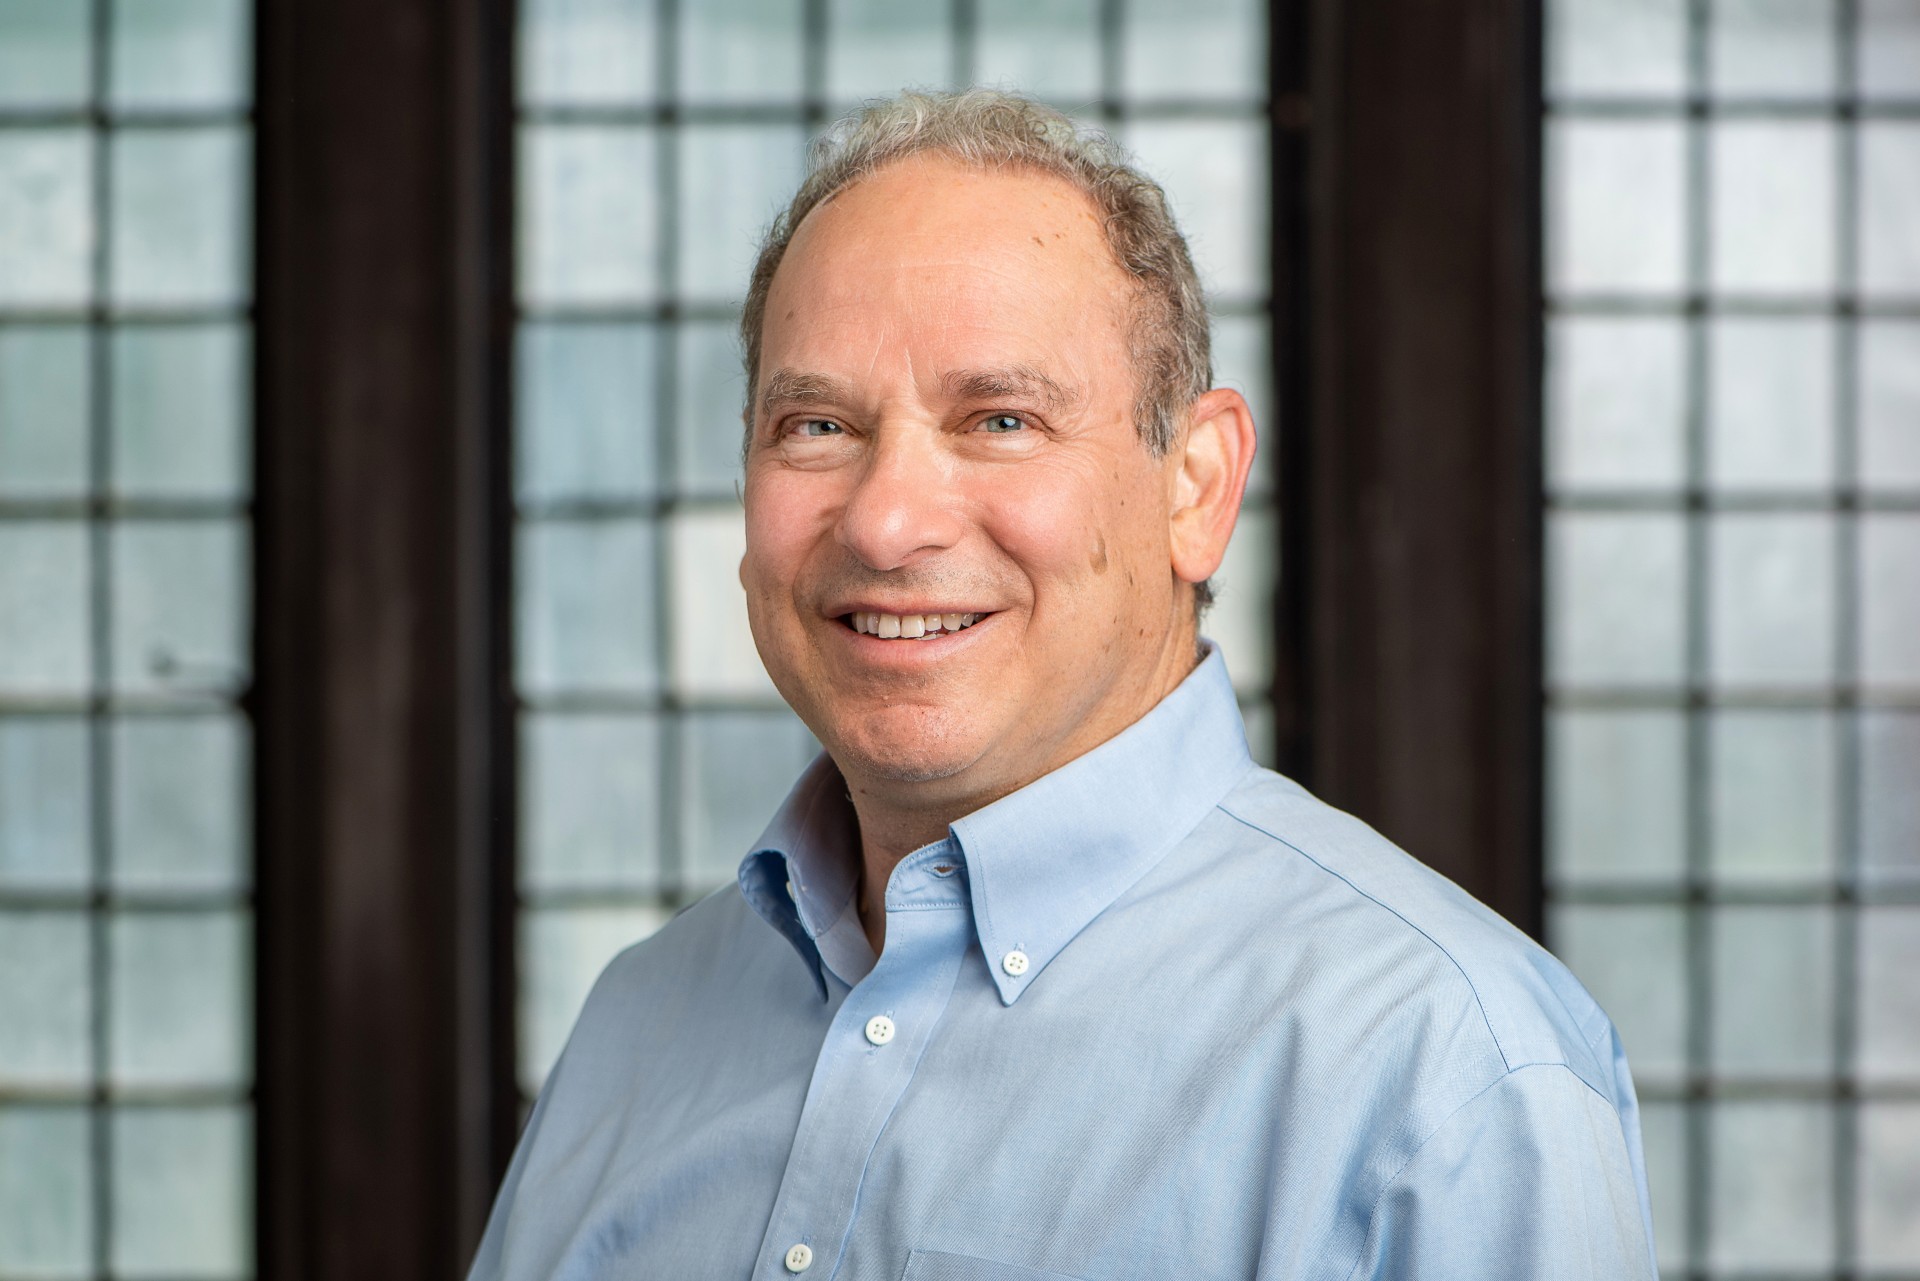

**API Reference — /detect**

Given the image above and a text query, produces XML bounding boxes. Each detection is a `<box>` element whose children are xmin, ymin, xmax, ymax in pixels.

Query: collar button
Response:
<box><xmin>1001</xmin><ymin>948</ymin><xmax>1030</xmax><ymax>977</ymax></box>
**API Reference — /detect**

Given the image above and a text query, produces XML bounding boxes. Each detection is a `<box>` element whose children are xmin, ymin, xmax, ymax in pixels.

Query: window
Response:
<box><xmin>1544</xmin><ymin>0</ymin><xmax>1920</xmax><ymax>1273</ymax></box>
<box><xmin>509</xmin><ymin>0</ymin><xmax>1280</xmax><ymax>1099</ymax></box>
<box><xmin>0</xmin><ymin>0</ymin><xmax>255</xmax><ymax>1275</ymax></box>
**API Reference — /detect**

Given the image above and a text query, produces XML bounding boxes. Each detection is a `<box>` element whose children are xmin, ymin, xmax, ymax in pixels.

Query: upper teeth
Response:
<box><xmin>851</xmin><ymin>611</ymin><xmax>982</xmax><ymax>639</ymax></box>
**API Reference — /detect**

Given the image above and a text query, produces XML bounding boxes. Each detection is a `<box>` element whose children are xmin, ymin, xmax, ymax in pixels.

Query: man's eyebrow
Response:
<box><xmin>758</xmin><ymin>369</ymin><xmax>856</xmax><ymax>416</ymax></box>
<box><xmin>941</xmin><ymin>365</ymin><xmax>1083</xmax><ymax>413</ymax></box>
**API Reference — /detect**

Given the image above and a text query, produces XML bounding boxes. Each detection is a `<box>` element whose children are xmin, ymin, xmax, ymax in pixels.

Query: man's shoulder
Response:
<box><xmin>1201</xmin><ymin>768</ymin><xmax>1621</xmax><ymax>1097</ymax></box>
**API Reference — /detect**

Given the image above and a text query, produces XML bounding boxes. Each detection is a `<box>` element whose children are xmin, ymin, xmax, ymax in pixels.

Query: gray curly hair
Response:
<box><xmin>738</xmin><ymin>88</ymin><xmax>1213</xmax><ymax>458</ymax></box>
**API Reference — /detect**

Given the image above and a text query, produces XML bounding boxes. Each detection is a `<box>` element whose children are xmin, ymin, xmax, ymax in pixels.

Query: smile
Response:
<box><xmin>844</xmin><ymin>611</ymin><xmax>985</xmax><ymax>639</ymax></box>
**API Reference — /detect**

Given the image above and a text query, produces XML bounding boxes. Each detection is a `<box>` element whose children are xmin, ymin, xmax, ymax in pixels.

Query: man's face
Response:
<box><xmin>741</xmin><ymin>153</ymin><xmax>1200</xmax><ymax>811</ymax></box>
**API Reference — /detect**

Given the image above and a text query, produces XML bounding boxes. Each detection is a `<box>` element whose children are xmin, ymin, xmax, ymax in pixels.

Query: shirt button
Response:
<box><xmin>784</xmin><ymin>1243</ymin><xmax>813</xmax><ymax>1272</ymax></box>
<box><xmin>864</xmin><ymin>1014</ymin><xmax>896</xmax><ymax>1046</ymax></box>
<box><xmin>1001</xmin><ymin>949</ymin><xmax>1030</xmax><ymax>977</ymax></box>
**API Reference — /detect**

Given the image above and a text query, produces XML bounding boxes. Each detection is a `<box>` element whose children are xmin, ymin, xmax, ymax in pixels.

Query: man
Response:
<box><xmin>471</xmin><ymin>90</ymin><xmax>1656</xmax><ymax>1280</ymax></box>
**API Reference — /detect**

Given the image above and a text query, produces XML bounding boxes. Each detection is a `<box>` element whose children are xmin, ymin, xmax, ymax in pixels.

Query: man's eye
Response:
<box><xmin>794</xmin><ymin>419</ymin><xmax>843</xmax><ymax>438</ymax></box>
<box><xmin>979</xmin><ymin>414</ymin><xmax>1027</xmax><ymax>434</ymax></box>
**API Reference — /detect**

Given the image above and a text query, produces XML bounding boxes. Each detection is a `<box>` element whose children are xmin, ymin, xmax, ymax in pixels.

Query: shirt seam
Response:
<box><xmin>1338</xmin><ymin>1061</ymin><xmax>1613</xmax><ymax>1281</ymax></box>
<box><xmin>1217</xmin><ymin>799</ymin><xmax>1515</xmax><ymax>1072</ymax></box>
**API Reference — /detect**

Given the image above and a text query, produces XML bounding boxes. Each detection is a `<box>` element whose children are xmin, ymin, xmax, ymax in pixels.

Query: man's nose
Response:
<box><xmin>835</xmin><ymin>429</ymin><xmax>966</xmax><ymax>572</ymax></box>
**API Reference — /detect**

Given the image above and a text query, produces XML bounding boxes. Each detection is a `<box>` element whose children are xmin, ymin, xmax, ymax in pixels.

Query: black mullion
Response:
<box><xmin>653</xmin><ymin>0</ymin><xmax>683</xmax><ymax>909</ymax></box>
<box><xmin>1681</xmin><ymin>2</ymin><xmax>1711</xmax><ymax>1274</ymax></box>
<box><xmin>1833</xmin><ymin>1</ymin><xmax>1864</xmax><ymax>1273</ymax></box>
<box><xmin>952</xmin><ymin>0</ymin><xmax>975</xmax><ymax>88</ymax></box>
<box><xmin>1096</xmin><ymin>0</ymin><xmax>1121</xmax><ymax>123</ymax></box>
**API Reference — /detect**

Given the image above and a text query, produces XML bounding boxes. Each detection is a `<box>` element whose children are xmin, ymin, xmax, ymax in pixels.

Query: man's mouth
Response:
<box><xmin>843</xmin><ymin>611</ymin><xmax>986</xmax><ymax>640</ymax></box>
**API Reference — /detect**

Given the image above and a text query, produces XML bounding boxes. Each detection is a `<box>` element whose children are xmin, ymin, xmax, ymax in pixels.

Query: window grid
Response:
<box><xmin>511</xmin><ymin>0</ymin><xmax>1274</xmax><ymax>1101</ymax></box>
<box><xmin>1545</xmin><ymin>1</ymin><xmax>1920</xmax><ymax>1276</ymax></box>
<box><xmin>0</xmin><ymin>0</ymin><xmax>254</xmax><ymax>1275</ymax></box>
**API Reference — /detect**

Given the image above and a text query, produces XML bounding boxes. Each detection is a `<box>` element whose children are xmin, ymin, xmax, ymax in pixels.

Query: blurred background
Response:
<box><xmin>0</xmin><ymin>0</ymin><xmax>1914</xmax><ymax>1278</ymax></box>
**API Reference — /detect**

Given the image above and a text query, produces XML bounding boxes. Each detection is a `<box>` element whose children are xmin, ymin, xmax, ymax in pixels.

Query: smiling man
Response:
<box><xmin>469</xmin><ymin>91</ymin><xmax>1657</xmax><ymax>1281</ymax></box>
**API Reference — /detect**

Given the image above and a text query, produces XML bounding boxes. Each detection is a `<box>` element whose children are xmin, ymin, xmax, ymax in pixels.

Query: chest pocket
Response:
<box><xmin>900</xmin><ymin>1249</ymin><xmax>1090</xmax><ymax>1281</ymax></box>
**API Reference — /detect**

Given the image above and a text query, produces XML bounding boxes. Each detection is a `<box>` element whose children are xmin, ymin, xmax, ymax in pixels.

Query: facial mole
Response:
<box><xmin>1032</xmin><ymin>236</ymin><xmax>1045</xmax><ymax>247</ymax></box>
<box><xmin>1091</xmin><ymin>537</ymin><xmax>1109</xmax><ymax>574</ymax></box>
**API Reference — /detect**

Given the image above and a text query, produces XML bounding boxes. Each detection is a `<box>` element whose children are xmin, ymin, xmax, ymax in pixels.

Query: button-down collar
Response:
<box><xmin>739</xmin><ymin>644</ymin><xmax>1255</xmax><ymax>1003</ymax></box>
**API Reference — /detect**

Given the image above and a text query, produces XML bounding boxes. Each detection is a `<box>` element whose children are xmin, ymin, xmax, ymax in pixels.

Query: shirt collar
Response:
<box><xmin>738</xmin><ymin>644</ymin><xmax>1255</xmax><ymax>1004</ymax></box>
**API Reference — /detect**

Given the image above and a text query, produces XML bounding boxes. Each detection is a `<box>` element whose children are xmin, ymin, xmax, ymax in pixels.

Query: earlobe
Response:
<box><xmin>1167</xmin><ymin>388</ymin><xmax>1257</xmax><ymax>586</ymax></box>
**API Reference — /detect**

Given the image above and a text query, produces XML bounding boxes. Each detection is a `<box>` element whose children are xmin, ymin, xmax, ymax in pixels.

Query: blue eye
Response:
<box><xmin>795</xmin><ymin>419</ymin><xmax>843</xmax><ymax>437</ymax></box>
<box><xmin>980</xmin><ymin>414</ymin><xmax>1026</xmax><ymax>434</ymax></box>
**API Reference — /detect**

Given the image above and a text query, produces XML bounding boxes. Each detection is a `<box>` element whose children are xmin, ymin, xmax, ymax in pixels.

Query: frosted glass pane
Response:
<box><xmin>1708</xmin><ymin>317</ymin><xmax>1834</xmax><ymax>489</ymax></box>
<box><xmin>111</xmin><ymin>324</ymin><xmax>249</xmax><ymax>500</ymax></box>
<box><xmin>110</xmin><ymin>128</ymin><xmax>248</xmax><ymax>310</ymax></box>
<box><xmin>1861</xmin><ymin>321</ymin><xmax>1920</xmax><ymax>489</ymax></box>
<box><xmin>676</xmin><ymin>124</ymin><xmax>807</xmax><ymax>306</ymax></box>
<box><xmin>0</xmin><ymin>325</ymin><xmax>88</xmax><ymax>498</ymax></box>
<box><xmin>1860</xmin><ymin>712</ymin><xmax>1920</xmax><ymax>885</ymax></box>
<box><xmin>515</xmin><ymin>322</ymin><xmax>661</xmax><ymax>503</ymax></box>
<box><xmin>975</xmin><ymin>0</ymin><xmax>1100</xmax><ymax>102</ymax></box>
<box><xmin>0</xmin><ymin>0</ymin><xmax>89</xmax><ymax>109</ymax></box>
<box><xmin>520</xmin><ymin>0</ymin><xmax>656</xmax><ymax>106</ymax></box>
<box><xmin>1861</xmin><ymin>514</ymin><xmax>1920</xmax><ymax>688</ymax></box>
<box><xmin>1547</xmin><ymin>0</ymin><xmax>1687</xmax><ymax>96</ymax></box>
<box><xmin>1550</xmin><ymin>904</ymin><xmax>1687</xmax><ymax>1082</ymax></box>
<box><xmin>1708</xmin><ymin>513</ymin><xmax>1835</xmax><ymax>687</ymax></box>
<box><xmin>519</xmin><ymin>905</ymin><xmax>668</xmax><ymax>1093</ymax></box>
<box><xmin>521</xmin><ymin>712</ymin><xmax>662</xmax><ymax>893</ymax></box>
<box><xmin>1639</xmin><ymin>1101</ymin><xmax>1690</xmax><ymax>1273</ymax></box>
<box><xmin>678</xmin><ymin>0</ymin><xmax>803</xmax><ymax>105</ymax></box>
<box><xmin>1858</xmin><ymin>906</ymin><xmax>1920</xmax><ymax>1082</ymax></box>
<box><xmin>1547</xmin><ymin>512</ymin><xmax>1686</xmax><ymax>687</ymax></box>
<box><xmin>1708</xmin><ymin>1101</ymin><xmax>1835</xmax><ymax>1271</ymax></box>
<box><xmin>520</xmin><ymin>125</ymin><xmax>661</xmax><ymax>307</ymax></box>
<box><xmin>1861</xmin><ymin>124</ymin><xmax>1920</xmax><ymax>298</ymax></box>
<box><xmin>1124</xmin><ymin>120</ymin><xmax>1267</xmax><ymax>300</ymax></box>
<box><xmin>827</xmin><ymin>0</ymin><xmax>951</xmax><ymax>103</ymax></box>
<box><xmin>1859</xmin><ymin>0</ymin><xmax>1920</xmax><ymax>98</ymax></box>
<box><xmin>517</xmin><ymin>518</ymin><xmax>659</xmax><ymax>695</ymax></box>
<box><xmin>1548</xmin><ymin>316</ymin><xmax>1686</xmax><ymax>490</ymax></box>
<box><xmin>1209</xmin><ymin>504</ymin><xmax>1274</xmax><ymax>695</ymax></box>
<box><xmin>1549</xmin><ymin>709</ymin><xmax>1687</xmax><ymax>884</ymax></box>
<box><xmin>1211</xmin><ymin>316</ymin><xmax>1273</xmax><ymax>499</ymax></box>
<box><xmin>1239</xmin><ymin>698</ymin><xmax>1274</xmax><ymax>770</ymax></box>
<box><xmin>0</xmin><ymin>522</ymin><xmax>89</xmax><ymax>697</ymax></box>
<box><xmin>111</xmin><ymin>1106</ymin><xmax>249</xmax><ymax>1279</ymax></box>
<box><xmin>669</xmin><ymin>506</ymin><xmax>775</xmax><ymax>698</ymax></box>
<box><xmin>0</xmin><ymin>130</ymin><xmax>92</xmax><ymax>309</ymax></box>
<box><xmin>1858</xmin><ymin>1102</ymin><xmax>1920</xmax><ymax>1269</ymax></box>
<box><xmin>1709</xmin><ymin>711</ymin><xmax>1836</xmax><ymax>883</ymax></box>
<box><xmin>676</xmin><ymin>320</ymin><xmax>748</xmax><ymax>495</ymax></box>
<box><xmin>109</xmin><ymin>0</ymin><xmax>249</xmax><ymax>112</ymax></box>
<box><xmin>680</xmin><ymin>709</ymin><xmax>817</xmax><ymax>890</ymax></box>
<box><xmin>1710</xmin><ymin>121</ymin><xmax>1836</xmax><ymax>295</ymax></box>
<box><xmin>1548</xmin><ymin>120</ymin><xmax>1687</xmax><ymax>295</ymax></box>
<box><xmin>109</xmin><ymin>912</ymin><xmax>248</xmax><ymax>1088</ymax></box>
<box><xmin>1122</xmin><ymin>0</ymin><xmax>1264</xmax><ymax>101</ymax></box>
<box><xmin>0</xmin><ymin>1106</ymin><xmax>91</xmax><ymax>1276</ymax></box>
<box><xmin>1710</xmin><ymin>0</ymin><xmax>1836</xmax><ymax>97</ymax></box>
<box><xmin>0</xmin><ymin>911</ymin><xmax>89</xmax><ymax>1087</ymax></box>
<box><xmin>0</xmin><ymin>717</ymin><xmax>88</xmax><ymax>890</ymax></box>
<box><xmin>110</xmin><ymin>519</ymin><xmax>250</xmax><ymax>700</ymax></box>
<box><xmin>1709</xmin><ymin>906</ymin><xmax>1836</xmax><ymax>1076</ymax></box>
<box><xmin>112</xmin><ymin>715</ymin><xmax>247</xmax><ymax>894</ymax></box>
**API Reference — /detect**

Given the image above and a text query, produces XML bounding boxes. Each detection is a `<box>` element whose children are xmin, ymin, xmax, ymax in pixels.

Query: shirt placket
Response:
<box><xmin>753</xmin><ymin>850</ymin><xmax>973</xmax><ymax>1280</ymax></box>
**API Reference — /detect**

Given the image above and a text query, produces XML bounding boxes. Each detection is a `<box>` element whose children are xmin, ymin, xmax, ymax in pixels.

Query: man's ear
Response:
<box><xmin>1167</xmin><ymin>387</ymin><xmax>1257</xmax><ymax>586</ymax></box>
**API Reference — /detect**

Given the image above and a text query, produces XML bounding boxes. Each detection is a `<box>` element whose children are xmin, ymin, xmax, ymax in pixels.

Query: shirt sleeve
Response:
<box><xmin>1343</xmin><ymin>1062</ymin><xmax>1658</xmax><ymax>1281</ymax></box>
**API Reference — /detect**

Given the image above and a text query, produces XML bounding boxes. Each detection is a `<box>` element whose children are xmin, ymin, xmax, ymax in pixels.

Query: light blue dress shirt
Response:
<box><xmin>470</xmin><ymin>648</ymin><xmax>1657</xmax><ymax>1280</ymax></box>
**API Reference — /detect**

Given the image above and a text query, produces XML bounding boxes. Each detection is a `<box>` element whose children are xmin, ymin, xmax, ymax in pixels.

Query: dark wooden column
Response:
<box><xmin>253</xmin><ymin>0</ymin><xmax>517</xmax><ymax>1276</ymax></box>
<box><xmin>1277</xmin><ymin>0</ymin><xmax>1545</xmax><ymax>935</ymax></box>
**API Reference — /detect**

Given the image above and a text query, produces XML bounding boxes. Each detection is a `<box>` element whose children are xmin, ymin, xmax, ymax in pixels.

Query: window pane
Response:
<box><xmin>1547</xmin><ymin>512</ymin><xmax>1687</xmax><ymax>688</ymax></box>
<box><xmin>975</xmin><ymin>0</ymin><xmax>1099</xmax><ymax>102</ymax></box>
<box><xmin>1710</xmin><ymin>0</ymin><xmax>1837</xmax><ymax>98</ymax></box>
<box><xmin>110</xmin><ymin>1106</ymin><xmax>250</xmax><ymax>1280</ymax></box>
<box><xmin>1549</xmin><ymin>709</ymin><xmax>1687</xmax><ymax>885</ymax></box>
<box><xmin>1860</xmin><ymin>320</ymin><xmax>1920</xmax><ymax>490</ymax></box>
<box><xmin>1858</xmin><ymin>0</ymin><xmax>1920</xmax><ymax>99</ymax></box>
<box><xmin>1707</xmin><ymin>513</ymin><xmax>1836</xmax><ymax>688</ymax></box>
<box><xmin>675</xmin><ymin>124</ymin><xmax>806</xmax><ymax>306</ymax></box>
<box><xmin>110</xmin><ymin>519</ymin><xmax>250</xmax><ymax>701</ymax></box>
<box><xmin>0</xmin><ymin>0</ymin><xmax>90</xmax><ymax>109</ymax></box>
<box><xmin>1709</xmin><ymin>905</ymin><xmax>1836</xmax><ymax>1077</ymax></box>
<box><xmin>678</xmin><ymin>709</ymin><xmax>817</xmax><ymax>892</ymax></box>
<box><xmin>1857</xmin><ymin>906</ymin><xmax>1920</xmax><ymax>1083</ymax></box>
<box><xmin>111</xmin><ymin>715</ymin><xmax>248</xmax><ymax>894</ymax></box>
<box><xmin>109</xmin><ymin>127</ymin><xmax>249</xmax><ymax>310</ymax></box>
<box><xmin>1707</xmin><ymin>1101</ymin><xmax>1835</xmax><ymax>1271</ymax></box>
<box><xmin>109</xmin><ymin>910</ymin><xmax>249</xmax><ymax>1088</ymax></box>
<box><xmin>110</xmin><ymin>323</ymin><xmax>250</xmax><ymax>500</ymax></box>
<box><xmin>827</xmin><ymin>0</ymin><xmax>951</xmax><ymax>103</ymax></box>
<box><xmin>668</xmin><ymin>507</ymin><xmax>775</xmax><ymax>699</ymax></box>
<box><xmin>517</xmin><ymin>518</ymin><xmax>660</xmax><ymax>695</ymax></box>
<box><xmin>519</xmin><ymin>0</ymin><xmax>657</xmax><ymax>107</ymax></box>
<box><xmin>1858</xmin><ymin>1102</ymin><xmax>1920</xmax><ymax>1270</ymax></box>
<box><xmin>1860</xmin><ymin>514</ymin><xmax>1920</xmax><ymax>689</ymax></box>
<box><xmin>1860</xmin><ymin>123</ymin><xmax>1920</xmax><ymax>299</ymax></box>
<box><xmin>677</xmin><ymin>0</ymin><xmax>803</xmax><ymax>105</ymax></box>
<box><xmin>1640</xmin><ymin>1100</ymin><xmax>1690</xmax><ymax>1274</ymax></box>
<box><xmin>1708</xmin><ymin>710</ymin><xmax>1836</xmax><ymax>884</ymax></box>
<box><xmin>1211</xmin><ymin>316</ymin><xmax>1274</xmax><ymax>499</ymax></box>
<box><xmin>515</xmin><ymin>321</ymin><xmax>661</xmax><ymax>504</ymax></box>
<box><xmin>1547</xmin><ymin>0</ymin><xmax>1687</xmax><ymax>97</ymax></box>
<box><xmin>0</xmin><ymin>324</ymin><xmax>89</xmax><ymax>499</ymax></box>
<box><xmin>1859</xmin><ymin>711</ymin><xmax>1920</xmax><ymax>886</ymax></box>
<box><xmin>108</xmin><ymin>0</ymin><xmax>249</xmax><ymax>112</ymax></box>
<box><xmin>1548</xmin><ymin>119</ymin><xmax>1687</xmax><ymax>296</ymax></box>
<box><xmin>675</xmin><ymin>320</ymin><xmax>749</xmax><ymax>497</ymax></box>
<box><xmin>0</xmin><ymin>716</ymin><xmax>89</xmax><ymax>891</ymax></box>
<box><xmin>1707</xmin><ymin>317</ymin><xmax>1834</xmax><ymax>489</ymax></box>
<box><xmin>521</xmin><ymin>712</ymin><xmax>663</xmax><ymax>894</ymax></box>
<box><xmin>0</xmin><ymin>130</ymin><xmax>93</xmax><ymax>309</ymax></box>
<box><xmin>1551</xmin><ymin>904</ymin><xmax>1688</xmax><ymax>1083</ymax></box>
<box><xmin>0</xmin><ymin>521</ymin><xmax>90</xmax><ymax>698</ymax></box>
<box><xmin>519</xmin><ymin>125</ymin><xmax>661</xmax><ymax>308</ymax></box>
<box><xmin>1209</xmin><ymin>505</ymin><xmax>1275</xmax><ymax>696</ymax></box>
<box><xmin>1123</xmin><ymin>119</ymin><xmax>1269</xmax><ymax>300</ymax></box>
<box><xmin>1548</xmin><ymin>315</ymin><xmax>1686</xmax><ymax>491</ymax></box>
<box><xmin>1122</xmin><ymin>0</ymin><xmax>1265</xmax><ymax>102</ymax></box>
<box><xmin>0</xmin><ymin>911</ymin><xmax>90</xmax><ymax>1088</ymax></box>
<box><xmin>1710</xmin><ymin>121</ymin><xmax>1836</xmax><ymax>295</ymax></box>
<box><xmin>518</xmin><ymin>905</ymin><xmax>669</xmax><ymax>1094</ymax></box>
<box><xmin>0</xmin><ymin>1106</ymin><xmax>91</xmax><ymax>1276</ymax></box>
